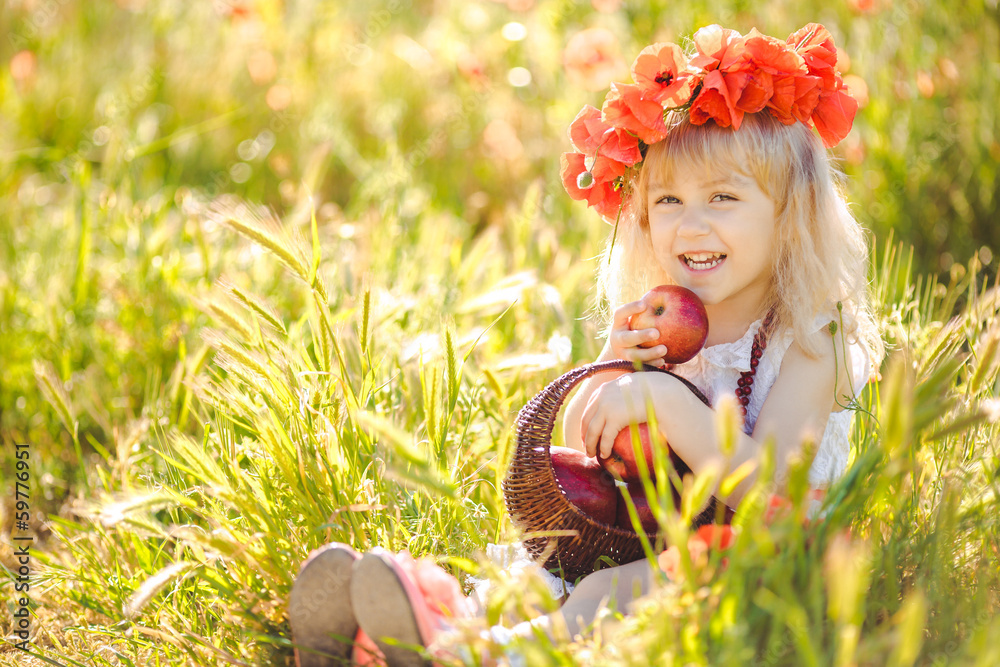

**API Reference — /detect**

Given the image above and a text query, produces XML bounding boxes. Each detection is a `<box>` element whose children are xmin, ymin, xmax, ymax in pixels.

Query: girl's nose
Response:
<box><xmin>676</xmin><ymin>209</ymin><xmax>710</xmax><ymax>237</ymax></box>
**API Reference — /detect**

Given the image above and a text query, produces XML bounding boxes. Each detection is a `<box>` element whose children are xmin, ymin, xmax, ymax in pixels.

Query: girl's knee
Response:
<box><xmin>570</xmin><ymin>567</ymin><xmax>615</xmax><ymax>602</ymax></box>
<box><xmin>569</xmin><ymin>561</ymin><xmax>651</xmax><ymax>608</ymax></box>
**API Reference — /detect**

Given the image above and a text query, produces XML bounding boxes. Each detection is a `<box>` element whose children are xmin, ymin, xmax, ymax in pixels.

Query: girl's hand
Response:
<box><xmin>610</xmin><ymin>300</ymin><xmax>668</xmax><ymax>368</ymax></box>
<box><xmin>580</xmin><ymin>373</ymin><xmax>659</xmax><ymax>460</ymax></box>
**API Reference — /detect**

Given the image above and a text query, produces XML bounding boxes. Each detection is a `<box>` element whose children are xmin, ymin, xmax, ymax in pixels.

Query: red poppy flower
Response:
<box><xmin>592</xmin><ymin>190</ymin><xmax>626</xmax><ymax>219</ymax></box>
<box><xmin>743</xmin><ymin>28</ymin><xmax>806</xmax><ymax>77</ymax></box>
<box><xmin>560</xmin><ymin>152</ymin><xmax>625</xmax><ymax>217</ymax></box>
<box><xmin>788</xmin><ymin>23</ymin><xmax>840</xmax><ymax>90</ymax></box>
<box><xmin>599</xmin><ymin>127</ymin><xmax>643</xmax><ymax>165</ymax></box>
<box><xmin>563</xmin><ymin>149</ymin><xmax>627</xmax><ymax>188</ymax></box>
<box><xmin>602</xmin><ymin>82</ymin><xmax>669</xmax><ymax>144</ymax></box>
<box><xmin>564</xmin><ymin>27</ymin><xmax>627</xmax><ymax>92</ymax></box>
<box><xmin>848</xmin><ymin>0</ymin><xmax>882</xmax><ymax>12</ymax></box>
<box><xmin>631</xmin><ymin>42</ymin><xmax>697</xmax><ymax>107</ymax></box>
<box><xmin>694</xmin><ymin>524</ymin><xmax>736</xmax><ymax>550</ymax></box>
<box><xmin>657</xmin><ymin>545</ymin><xmax>682</xmax><ymax>580</ymax></box>
<box><xmin>568</xmin><ymin>105</ymin><xmax>642</xmax><ymax>164</ymax></box>
<box><xmin>561</xmin><ymin>22</ymin><xmax>858</xmax><ymax>218</ymax></box>
<box><xmin>568</xmin><ymin>104</ymin><xmax>608</xmax><ymax>153</ymax></box>
<box><xmin>811</xmin><ymin>87</ymin><xmax>858</xmax><ymax>147</ymax></box>
<box><xmin>790</xmin><ymin>74</ymin><xmax>823</xmax><ymax>124</ymax></box>
<box><xmin>690</xmin><ymin>24</ymin><xmax>745</xmax><ymax>72</ymax></box>
<box><xmin>765</xmin><ymin>75</ymin><xmax>797</xmax><ymax>124</ymax></box>
<box><xmin>9</xmin><ymin>50</ymin><xmax>37</xmax><ymax>85</ymax></box>
<box><xmin>456</xmin><ymin>51</ymin><xmax>488</xmax><ymax>88</ymax></box>
<box><xmin>657</xmin><ymin>524</ymin><xmax>736</xmax><ymax>581</ymax></box>
<box><xmin>764</xmin><ymin>494</ymin><xmax>794</xmax><ymax>523</ymax></box>
<box><xmin>689</xmin><ymin>68</ymin><xmax>745</xmax><ymax>128</ymax></box>
<box><xmin>735</xmin><ymin>68</ymin><xmax>773</xmax><ymax>114</ymax></box>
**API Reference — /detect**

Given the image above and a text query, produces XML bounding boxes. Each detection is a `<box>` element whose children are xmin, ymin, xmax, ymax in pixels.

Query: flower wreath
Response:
<box><xmin>560</xmin><ymin>23</ymin><xmax>859</xmax><ymax>221</ymax></box>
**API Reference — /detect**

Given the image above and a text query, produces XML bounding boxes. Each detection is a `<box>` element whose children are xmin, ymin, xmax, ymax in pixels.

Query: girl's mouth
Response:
<box><xmin>681</xmin><ymin>252</ymin><xmax>726</xmax><ymax>271</ymax></box>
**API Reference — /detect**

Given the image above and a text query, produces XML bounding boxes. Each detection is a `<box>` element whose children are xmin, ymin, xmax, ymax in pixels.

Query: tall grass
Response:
<box><xmin>2</xmin><ymin>173</ymin><xmax>601</xmax><ymax>664</ymax></box>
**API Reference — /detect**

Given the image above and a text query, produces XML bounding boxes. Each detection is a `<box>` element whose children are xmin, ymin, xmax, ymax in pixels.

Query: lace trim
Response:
<box><xmin>697</xmin><ymin>318</ymin><xmax>765</xmax><ymax>372</ymax></box>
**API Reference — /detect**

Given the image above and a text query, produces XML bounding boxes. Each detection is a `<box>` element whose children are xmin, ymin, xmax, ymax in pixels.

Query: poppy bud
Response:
<box><xmin>576</xmin><ymin>170</ymin><xmax>595</xmax><ymax>189</ymax></box>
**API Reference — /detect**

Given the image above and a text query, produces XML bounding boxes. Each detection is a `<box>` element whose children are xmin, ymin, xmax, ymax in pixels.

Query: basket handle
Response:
<box><xmin>512</xmin><ymin>359</ymin><xmax>706</xmax><ymax>456</ymax></box>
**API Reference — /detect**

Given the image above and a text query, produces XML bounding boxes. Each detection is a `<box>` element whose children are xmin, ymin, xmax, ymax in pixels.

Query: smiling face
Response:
<box><xmin>646</xmin><ymin>165</ymin><xmax>777</xmax><ymax>328</ymax></box>
<box><xmin>604</xmin><ymin>113</ymin><xmax>869</xmax><ymax>356</ymax></box>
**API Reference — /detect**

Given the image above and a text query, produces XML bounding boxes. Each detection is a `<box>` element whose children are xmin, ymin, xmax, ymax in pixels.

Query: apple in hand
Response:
<box><xmin>601</xmin><ymin>423</ymin><xmax>693</xmax><ymax>499</ymax></box>
<box><xmin>600</xmin><ymin>423</ymin><xmax>657</xmax><ymax>484</ymax></box>
<box><xmin>630</xmin><ymin>285</ymin><xmax>709</xmax><ymax>364</ymax></box>
<box><xmin>547</xmin><ymin>446</ymin><xmax>619</xmax><ymax>526</ymax></box>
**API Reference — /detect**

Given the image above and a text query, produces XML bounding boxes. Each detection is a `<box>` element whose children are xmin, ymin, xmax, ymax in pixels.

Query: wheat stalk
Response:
<box><xmin>209</xmin><ymin>199</ymin><xmax>311</xmax><ymax>282</ymax></box>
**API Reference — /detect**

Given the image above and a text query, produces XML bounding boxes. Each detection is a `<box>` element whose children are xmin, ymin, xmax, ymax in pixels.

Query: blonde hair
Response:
<box><xmin>597</xmin><ymin>112</ymin><xmax>884</xmax><ymax>362</ymax></box>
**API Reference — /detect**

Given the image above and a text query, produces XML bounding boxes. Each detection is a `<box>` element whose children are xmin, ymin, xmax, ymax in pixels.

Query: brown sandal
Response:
<box><xmin>289</xmin><ymin>542</ymin><xmax>361</xmax><ymax>666</ymax></box>
<box><xmin>350</xmin><ymin>549</ymin><xmax>446</xmax><ymax>667</ymax></box>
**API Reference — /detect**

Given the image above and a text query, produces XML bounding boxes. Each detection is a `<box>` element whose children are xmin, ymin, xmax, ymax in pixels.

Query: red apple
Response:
<box><xmin>546</xmin><ymin>446</ymin><xmax>619</xmax><ymax>526</ymax></box>
<box><xmin>600</xmin><ymin>423</ymin><xmax>657</xmax><ymax>484</ymax></box>
<box><xmin>616</xmin><ymin>483</ymin><xmax>660</xmax><ymax>534</ymax></box>
<box><xmin>630</xmin><ymin>285</ymin><xmax>709</xmax><ymax>364</ymax></box>
<box><xmin>601</xmin><ymin>424</ymin><xmax>693</xmax><ymax>508</ymax></box>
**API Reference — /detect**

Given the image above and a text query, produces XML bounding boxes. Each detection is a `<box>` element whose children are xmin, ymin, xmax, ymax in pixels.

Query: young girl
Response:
<box><xmin>289</xmin><ymin>22</ymin><xmax>883</xmax><ymax>667</ymax></box>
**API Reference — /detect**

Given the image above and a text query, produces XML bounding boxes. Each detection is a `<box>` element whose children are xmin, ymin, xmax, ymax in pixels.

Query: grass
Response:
<box><xmin>2</xmin><ymin>1</ymin><xmax>999</xmax><ymax>665</ymax></box>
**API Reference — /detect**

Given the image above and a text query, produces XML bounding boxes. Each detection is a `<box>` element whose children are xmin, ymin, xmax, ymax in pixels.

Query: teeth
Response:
<box><xmin>683</xmin><ymin>253</ymin><xmax>725</xmax><ymax>270</ymax></box>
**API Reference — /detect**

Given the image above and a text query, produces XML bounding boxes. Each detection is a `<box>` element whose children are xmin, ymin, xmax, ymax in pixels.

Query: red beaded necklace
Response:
<box><xmin>735</xmin><ymin>309</ymin><xmax>776</xmax><ymax>420</ymax></box>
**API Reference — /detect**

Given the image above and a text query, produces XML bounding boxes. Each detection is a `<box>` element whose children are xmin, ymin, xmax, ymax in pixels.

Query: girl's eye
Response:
<box><xmin>712</xmin><ymin>193</ymin><xmax>738</xmax><ymax>202</ymax></box>
<box><xmin>655</xmin><ymin>195</ymin><xmax>680</xmax><ymax>205</ymax></box>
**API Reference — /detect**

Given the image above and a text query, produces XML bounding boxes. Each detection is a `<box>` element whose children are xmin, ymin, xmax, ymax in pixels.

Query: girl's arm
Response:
<box><xmin>562</xmin><ymin>339</ymin><xmax>626</xmax><ymax>453</ymax></box>
<box><xmin>580</xmin><ymin>327</ymin><xmax>848</xmax><ymax>505</ymax></box>
<box><xmin>563</xmin><ymin>300</ymin><xmax>669</xmax><ymax>453</ymax></box>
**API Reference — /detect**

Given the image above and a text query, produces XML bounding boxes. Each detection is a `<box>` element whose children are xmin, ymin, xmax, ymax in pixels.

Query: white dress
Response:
<box><xmin>668</xmin><ymin>315</ymin><xmax>872</xmax><ymax>488</ymax></box>
<box><xmin>475</xmin><ymin>316</ymin><xmax>872</xmax><ymax>602</ymax></box>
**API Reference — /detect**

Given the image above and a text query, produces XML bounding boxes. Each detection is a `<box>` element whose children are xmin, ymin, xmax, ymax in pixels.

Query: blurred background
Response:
<box><xmin>1</xmin><ymin>1</ymin><xmax>999</xmax><ymax>663</ymax></box>
<box><xmin>4</xmin><ymin>0</ymin><xmax>997</xmax><ymax>262</ymax></box>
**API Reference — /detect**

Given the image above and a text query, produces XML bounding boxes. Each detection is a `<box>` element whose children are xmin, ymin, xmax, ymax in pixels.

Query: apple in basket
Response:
<box><xmin>616</xmin><ymin>483</ymin><xmax>659</xmax><ymax>534</ymax></box>
<box><xmin>630</xmin><ymin>285</ymin><xmax>709</xmax><ymax>365</ymax></box>
<box><xmin>547</xmin><ymin>446</ymin><xmax>619</xmax><ymax>526</ymax></box>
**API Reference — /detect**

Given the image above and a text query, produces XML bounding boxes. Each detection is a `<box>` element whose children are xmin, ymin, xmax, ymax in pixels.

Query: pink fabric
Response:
<box><xmin>390</xmin><ymin>551</ymin><xmax>475</xmax><ymax>622</ymax></box>
<box><xmin>365</xmin><ymin>550</ymin><xmax>473</xmax><ymax>667</ymax></box>
<box><xmin>352</xmin><ymin>628</ymin><xmax>386</xmax><ymax>666</ymax></box>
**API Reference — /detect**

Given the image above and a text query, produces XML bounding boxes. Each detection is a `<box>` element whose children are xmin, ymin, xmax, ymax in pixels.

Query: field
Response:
<box><xmin>1</xmin><ymin>1</ymin><xmax>999</xmax><ymax>665</ymax></box>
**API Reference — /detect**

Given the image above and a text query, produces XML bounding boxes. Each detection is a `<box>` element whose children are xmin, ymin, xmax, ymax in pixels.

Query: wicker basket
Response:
<box><xmin>502</xmin><ymin>359</ymin><xmax>732</xmax><ymax>580</ymax></box>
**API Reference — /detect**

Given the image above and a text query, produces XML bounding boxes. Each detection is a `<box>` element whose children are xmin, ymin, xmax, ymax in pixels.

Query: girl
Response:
<box><xmin>289</xmin><ymin>22</ymin><xmax>883</xmax><ymax>667</ymax></box>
